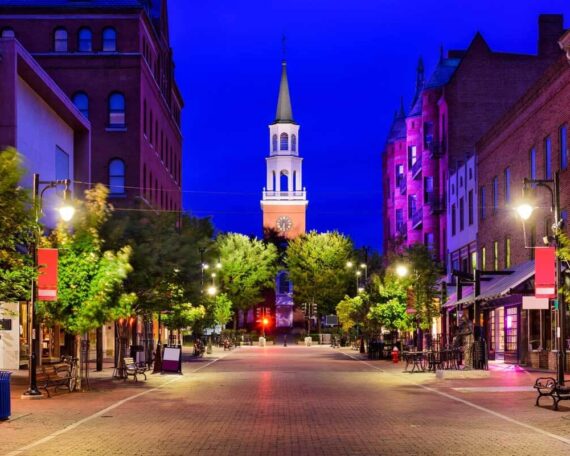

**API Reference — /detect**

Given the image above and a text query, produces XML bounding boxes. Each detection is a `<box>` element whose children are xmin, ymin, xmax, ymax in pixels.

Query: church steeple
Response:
<box><xmin>274</xmin><ymin>60</ymin><xmax>295</xmax><ymax>124</ymax></box>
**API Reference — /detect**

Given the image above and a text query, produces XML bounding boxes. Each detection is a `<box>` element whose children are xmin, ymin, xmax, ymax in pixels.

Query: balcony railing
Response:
<box><xmin>398</xmin><ymin>178</ymin><xmax>406</xmax><ymax>195</ymax></box>
<box><xmin>263</xmin><ymin>190</ymin><xmax>307</xmax><ymax>201</ymax></box>
<box><xmin>411</xmin><ymin>157</ymin><xmax>422</xmax><ymax>179</ymax></box>
<box><xmin>412</xmin><ymin>208</ymin><xmax>423</xmax><ymax>229</ymax></box>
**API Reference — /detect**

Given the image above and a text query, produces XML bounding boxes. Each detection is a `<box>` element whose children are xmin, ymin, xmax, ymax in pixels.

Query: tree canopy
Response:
<box><xmin>286</xmin><ymin>231</ymin><xmax>353</xmax><ymax>316</ymax></box>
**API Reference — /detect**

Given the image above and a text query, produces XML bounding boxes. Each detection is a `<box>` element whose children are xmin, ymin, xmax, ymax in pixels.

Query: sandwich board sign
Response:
<box><xmin>162</xmin><ymin>346</ymin><xmax>182</xmax><ymax>373</ymax></box>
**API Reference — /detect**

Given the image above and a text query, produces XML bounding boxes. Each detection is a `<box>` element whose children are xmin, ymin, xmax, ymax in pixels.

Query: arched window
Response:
<box><xmin>293</xmin><ymin>171</ymin><xmax>297</xmax><ymax>191</ymax></box>
<box><xmin>272</xmin><ymin>134</ymin><xmax>277</xmax><ymax>152</ymax></box>
<box><xmin>108</xmin><ymin>92</ymin><xmax>125</xmax><ymax>127</ymax></box>
<box><xmin>102</xmin><ymin>27</ymin><xmax>117</xmax><ymax>52</ymax></box>
<box><xmin>78</xmin><ymin>27</ymin><xmax>92</xmax><ymax>52</ymax></box>
<box><xmin>280</xmin><ymin>133</ymin><xmax>288</xmax><ymax>151</ymax></box>
<box><xmin>72</xmin><ymin>92</ymin><xmax>89</xmax><ymax>119</ymax></box>
<box><xmin>280</xmin><ymin>170</ymin><xmax>289</xmax><ymax>192</ymax></box>
<box><xmin>54</xmin><ymin>28</ymin><xmax>67</xmax><ymax>52</ymax></box>
<box><xmin>291</xmin><ymin>134</ymin><xmax>297</xmax><ymax>152</ymax></box>
<box><xmin>109</xmin><ymin>159</ymin><xmax>125</xmax><ymax>195</ymax></box>
<box><xmin>272</xmin><ymin>171</ymin><xmax>276</xmax><ymax>191</ymax></box>
<box><xmin>1</xmin><ymin>27</ymin><xmax>15</xmax><ymax>38</ymax></box>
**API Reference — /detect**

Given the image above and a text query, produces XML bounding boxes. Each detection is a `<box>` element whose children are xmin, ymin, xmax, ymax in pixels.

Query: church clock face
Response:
<box><xmin>276</xmin><ymin>215</ymin><xmax>293</xmax><ymax>233</ymax></box>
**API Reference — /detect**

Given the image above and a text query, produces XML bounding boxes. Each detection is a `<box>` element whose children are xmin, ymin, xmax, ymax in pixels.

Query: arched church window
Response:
<box><xmin>272</xmin><ymin>171</ymin><xmax>276</xmax><ymax>191</ymax></box>
<box><xmin>280</xmin><ymin>133</ymin><xmax>288</xmax><ymax>151</ymax></box>
<box><xmin>291</xmin><ymin>134</ymin><xmax>297</xmax><ymax>152</ymax></box>
<box><xmin>280</xmin><ymin>170</ymin><xmax>289</xmax><ymax>192</ymax></box>
<box><xmin>272</xmin><ymin>134</ymin><xmax>277</xmax><ymax>152</ymax></box>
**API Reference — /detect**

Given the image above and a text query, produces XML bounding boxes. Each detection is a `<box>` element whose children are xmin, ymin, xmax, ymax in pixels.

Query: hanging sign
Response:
<box><xmin>535</xmin><ymin>247</ymin><xmax>556</xmax><ymax>298</ymax></box>
<box><xmin>522</xmin><ymin>296</ymin><xmax>549</xmax><ymax>310</ymax></box>
<box><xmin>37</xmin><ymin>248</ymin><xmax>58</xmax><ymax>301</ymax></box>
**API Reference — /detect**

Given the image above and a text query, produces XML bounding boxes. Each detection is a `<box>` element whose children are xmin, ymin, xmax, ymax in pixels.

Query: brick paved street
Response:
<box><xmin>2</xmin><ymin>346</ymin><xmax>570</xmax><ymax>455</ymax></box>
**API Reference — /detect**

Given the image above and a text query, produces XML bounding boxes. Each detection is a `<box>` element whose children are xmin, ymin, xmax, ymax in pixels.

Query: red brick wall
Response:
<box><xmin>477</xmin><ymin>56</ymin><xmax>570</xmax><ymax>269</ymax></box>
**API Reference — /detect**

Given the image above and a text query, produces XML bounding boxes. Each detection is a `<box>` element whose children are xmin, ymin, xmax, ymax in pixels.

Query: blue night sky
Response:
<box><xmin>171</xmin><ymin>0</ymin><xmax>570</xmax><ymax>251</ymax></box>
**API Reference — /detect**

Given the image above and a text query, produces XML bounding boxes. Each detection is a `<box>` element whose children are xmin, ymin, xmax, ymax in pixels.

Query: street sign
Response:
<box><xmin>522</xmin><ymin>296</ymin><xmax>549</xmax><ymax>310</ymax></box>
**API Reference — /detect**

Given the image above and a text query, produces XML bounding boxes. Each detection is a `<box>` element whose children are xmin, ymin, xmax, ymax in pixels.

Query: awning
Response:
<box><xmin>444</xmin><ymin>260</ymin><xmax>534</xmax><ymax>308</ymax></box>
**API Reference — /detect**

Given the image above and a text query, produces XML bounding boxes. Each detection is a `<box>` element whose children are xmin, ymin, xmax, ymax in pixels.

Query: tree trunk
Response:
<box><xmin>96</xmin><ymin>326</ymin><xmax>103</xmax><ymax>371</ymax></box>
<box><xmin>74</xmin><ymin>334</ymin><xmax>82</xmax><ymax>391</ymax></box>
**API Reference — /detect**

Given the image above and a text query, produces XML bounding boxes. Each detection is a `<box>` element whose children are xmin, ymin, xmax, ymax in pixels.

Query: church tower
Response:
<box><xmin>261</xmin><ymin>60</ymin><xmax>308</xmax><ymax>238</ymax></box>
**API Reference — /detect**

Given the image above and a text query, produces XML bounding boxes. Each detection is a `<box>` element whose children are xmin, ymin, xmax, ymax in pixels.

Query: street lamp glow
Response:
<box><xmin>356</xmin><ymin>271</ymin><xmax>362</xmax><ymax>277</ymax></box>
<box><xmin>216</xmin><ymin>262</ymin><xmax>222</xmax><ymax>269</ymax></box>
<box><xmin>357</xmin><ymin>287</ymin><xmax>365</xmax><ymax>294</ymax></box>
<box><xmin>206</xmin><ymin>285</ymin><xmax>217</xmax><ymax>296</ymax></box>
<box><xmin>360</xmin><ymin>263</ymin><xmax>367</xmax><ymax>269</ymax></box>
<box><xmin>346</xmin><ymin>261</ymin><xmax>353</xmax><ymax>268</ymax></box>
<box><xmin>58</xmin><ymin>204</ymin><xmax>75</xmax><ymax>222</ymax></box>
<box><xmin>395</xmin><ymin>264</ymin><xmax>409</xmax><ymax>278</ymax></box>
<box><xmin>203</xmin><ymin>263</ymin><xmax>209</xmax><ymax>270</ymax></box>
<box><xmin>516</xmin><ymin>203</ymin><xmax>534</xmax><ymax>221</ymax></box>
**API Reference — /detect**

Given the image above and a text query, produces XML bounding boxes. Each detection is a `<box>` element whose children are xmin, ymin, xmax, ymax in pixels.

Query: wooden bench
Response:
<box><xmin>534</xmin><ymin>377</ymin><xmax>570</xmax><ymax>410</ymax></box>
<box><xmin>123</xmin><ymin>357</ymin><xmax>147</xmax><ymax>382</ymax></box>
<box><xmin>36</xmin><ymin>363</ymin><xmax>72</xmax><ymax>397</ymax></box>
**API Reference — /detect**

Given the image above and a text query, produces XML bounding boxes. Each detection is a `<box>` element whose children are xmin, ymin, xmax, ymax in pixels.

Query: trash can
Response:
<box><xmin>0</xmin><ymin>371</ymin><xmax>11</xmax><ymax>421</ymax></box>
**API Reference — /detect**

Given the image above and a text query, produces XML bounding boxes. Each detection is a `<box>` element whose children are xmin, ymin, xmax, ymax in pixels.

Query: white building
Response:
<box><xmin>446</xmin><ymin>155</ymin><xmax>478</xmax><ymax>277</ymax></box>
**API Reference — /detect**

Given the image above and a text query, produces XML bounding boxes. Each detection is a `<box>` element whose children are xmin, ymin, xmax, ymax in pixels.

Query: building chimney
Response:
<box><xmin>538</xmin><ymin>14</ymin><xmax>564</xmax><ymax>58</ymax></box>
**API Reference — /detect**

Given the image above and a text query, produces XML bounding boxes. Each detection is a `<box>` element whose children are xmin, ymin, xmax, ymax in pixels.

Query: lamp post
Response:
<box><xmin>23</xmin><ymin>174</ymin><xmax>74</xmax><ymax>399</ymax></box>
<box><xmin>516</xmin><ymin>171</ymin><xmax>566</xmax><ymax>386</ymax></box>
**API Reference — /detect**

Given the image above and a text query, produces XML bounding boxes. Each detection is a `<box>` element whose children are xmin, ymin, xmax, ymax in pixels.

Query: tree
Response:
<box><xmin>40</xmin><ymin>184</ymin><xmax>135</xmax><ymax>388</ymax></box>
<box><xmin>215</xmin><ymin>233</ymin><xmax>278</xmax><ymax>328</ymax></box>
<box><xmin>0</xmin><ymin>148</ymin><xmax>35</xmax><ymax>302</ymax></box>
<box><xmin>212</xmin><ymin>293</ymin><xmax>233</xmax><ymax>328</ymax></box>
<box><xmin>336</xmin><ymin>294</ymin><xmax>368</xmax><ymax>332</ymax></box>
<box><xmin>286</xmin><ymin>231</ymin><xmax>353</xmax><ymax>326</ymax></box>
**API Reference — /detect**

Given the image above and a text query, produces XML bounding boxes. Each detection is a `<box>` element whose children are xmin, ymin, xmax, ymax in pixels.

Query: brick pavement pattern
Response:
<box><xmin>2</xmin><ymin>346</ymin><xmax>570</xmax><ymax>455</ymax></box>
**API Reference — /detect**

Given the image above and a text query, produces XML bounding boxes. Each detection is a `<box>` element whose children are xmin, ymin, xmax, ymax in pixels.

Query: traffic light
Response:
<box><xmin>312</xmin><ymin>303</ymin><xmax>318</xmax><ymax>316</ymax></box>
<box><xmin>256</xmin><ymin>307</ymin><xmax>261</xmax><ymax>319</ymax></box>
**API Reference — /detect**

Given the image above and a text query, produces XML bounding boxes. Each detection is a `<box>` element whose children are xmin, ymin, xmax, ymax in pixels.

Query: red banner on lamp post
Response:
<box><xmin>37</xmin><ymin>248</ymin><xmax>58</xmax><ymax>301</ymax></box>
<box><xmin>535</xmin><ymin>247</ymin><xmax>556</xmax><ymax>299</ymax></box>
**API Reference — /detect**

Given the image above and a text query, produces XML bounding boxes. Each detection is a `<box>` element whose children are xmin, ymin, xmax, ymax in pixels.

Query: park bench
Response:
<box><xmin>36</xmin><ymin>363</ymin><xmax>73</xmax><ymax>397</ymax></box>
<box><xmin>534</xmin><ymin>377</ymin><xmax>570</xmax><ymax>410</ymax></box>
<box><xmin>123</xmin><ymin>357</ymin><xmax>147</xmax><ymax>382</ymax></box>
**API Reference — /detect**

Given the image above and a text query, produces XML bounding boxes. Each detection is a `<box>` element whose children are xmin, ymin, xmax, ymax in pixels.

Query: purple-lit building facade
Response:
<box><xmin>383</xmin><ymin>15</ymin><xmax>564</xmax><ymax>272</ymax></box>
<box><xmin>0</xmin><ymin>0</ymin><xmax>183</xmax><ymax>211</ymax></box>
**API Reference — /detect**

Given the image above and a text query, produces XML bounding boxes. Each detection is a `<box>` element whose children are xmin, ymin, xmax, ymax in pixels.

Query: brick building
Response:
<box><xmin>472</xmin><ymin>48</ymin><xmax>570</xmax><ymax>368</ymax></box>
<box><xmin>383</xmin><ymin>15</ymin><xmax>564</xmax><ymax>270</ymax></box>
<box><xmin>0</xmin><ymin>0</ymin><xmax>183</xmax><ymax>211</ymax></box>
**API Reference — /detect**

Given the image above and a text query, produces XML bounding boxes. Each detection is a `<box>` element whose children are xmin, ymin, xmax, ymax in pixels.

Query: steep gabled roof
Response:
<box><xmin>387</xmin><ymin>98</ymin><xmax>407</xmax><ymax>142</ymax></box>
<box><xmin>425</xmin><ymin>58</ymin><xmax>461</xmax><ymax>89</ymax></box>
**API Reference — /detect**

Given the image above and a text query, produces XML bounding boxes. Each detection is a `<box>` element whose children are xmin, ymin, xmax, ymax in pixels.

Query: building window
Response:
<box><xmin>396</xmin><ymin>209</ymin><xmax>404</xmax><ymax>232</ymax></box>
<box><xmin>451</xmin><ymin>204</ymin><xmax>456</xmax><ymax>236</ymax></box>
<box><xmin>424</xmin><ymin>176</ymin><xmax>433</xmax><ymax>203</ymax></box>
<box><xmin>471</xmin><ymin>252</ymin><xmax>477</xmax><ymax>272</ymax></box>
<box><xmin>78</xmin><ymin>27</ymin><xmax>92</xmax><ymax>52</ymax></box>
<box><xmin>109</xmin><ymin>159</ymin><xmax>125</xmax><ymax>195</ymax></box>
<box><xmin>143</xmin><ymin>100</ymin><xmax>147</xmax><ymax>136</ymax></box>
<box><xmin>272</xmin><ymin>134</ymin><xmax>277</xmax><ymax>152</ymax></box>
<box><xmin>530</xmin><ymin>147</ymin><xmax>537</xmax><ymax>180</ymax></box>
<box><xmin>424</xmin><ymin>232</ymin><xmax>434</xmax><ymax>252</ymax></box>
<box><xmin>505</xmin><ymin>238</ymin><xmax>511</xmax><ymax>269</ymax></box>
<box><xmin>102</xmin><ymin>27</ymin><xmax>117</xmax><ymax>52</ymax></box>
<box><xmin>545</xmin><ymin>136</ymin><xmax>552</xmax><ymax>179</ymax></box>
<box><xmin>492</xmin><ymin>176</ymin><xmax>498</xmax><ymax>214</ymax></box>
<box><xmin>493</xmin><ymin>241</ymin><xmax>499</xmax><ymax>271</ymax></box>
<box><xmin>468</xmin><ymin>190</ymin><xmax>474</xmax><ymax>226</ymax></box>
<box><xmin>408</xmin><ymin>194</ymin><xmax>417</xmax><ymax>219</ymax></box>
<box><xmin>560</xmin><ymin>125</ymin><xmax>568</xmax><ymax>171</ymax></box>
<box><xmin>55</xmin><ymin>146</ymin><xmax>69</xmax><ymax>181</ymax></box>
<box><xmin>479</xmin><ymin>186</ymin><xmax>486</xmax><ymax>221</ymax></box>
<box><xmin>423</xmin><ymin>122</ymin><xmax>434</xmax><ymax>149</ymax></box>
<box><xmin>1</xmin><ymin>27</ymin><xmax>15</xmax><ymax>38</ymax></box>
<box><xmin>504</xmin><ymin>167</ymin><xmax>511</xmax><ymax>204</ymax></box>
<box><xmin>108</xmin><ymin>92</ymin><xmax>125</xmax><ymax>127</ymax></box>
<box><xmin>459</xmin><ymin>197</ymin><xmax>464</xmax><ymax>231</ymax></box>
<box><xmin>408</xmin><ymin>145</ymin><xmax>417</xmax><ymax>167</ymax></box>
<box><xmin>395</xmin><ymin>164</ymin><xmax>404</xmax><ymax>187</ymax></box>
<box><xmin>291</xmin><ymin>134</ymin><xmax>297</xmax><ymax>152</ymax></box>
<box><xmin>481</xmin><ymin>247</ymin><xmax>486</xmax><ymax>271</ymax></box>
<box><xmin>280</xmin><ymin>133</ymin><xmax>288</xmax><ymax>151</ymax></box>
<box><xmin>54</xmin><ymin>28</ymin><xmax>68</xmax><ymax>52</ymax></box>
<box><xmin>72</xmin><ymin>92</ymin><xmax>89</xmax><ymax>119</ymax></box>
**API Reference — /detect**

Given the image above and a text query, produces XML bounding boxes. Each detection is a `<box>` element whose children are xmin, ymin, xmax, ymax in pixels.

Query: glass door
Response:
<box><xmin>504</xmin><ymin>306</ymin><xmax>519</xmax><ymax>364</ymax></box>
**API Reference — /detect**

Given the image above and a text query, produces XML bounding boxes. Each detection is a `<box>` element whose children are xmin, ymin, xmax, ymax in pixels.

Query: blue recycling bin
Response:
<box><xmin>0</xmin><ymin>371</ymin><xmax>12</xmax><ymax>420</ymax></box>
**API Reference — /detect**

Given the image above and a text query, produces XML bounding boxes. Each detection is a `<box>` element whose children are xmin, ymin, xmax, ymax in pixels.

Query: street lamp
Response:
<box><xmin>395</xmin><ymin>264</ymin><xmax>409</xmax><ymax>278</ymax></box>
<box><xmin>23</xmin><ymin>174</ymin><xmax>74</xmax><ymax>399</ymax></box>
<box><xmin>516</xmin><ymin>171</ymin><xmax>566</xmax><ymax>386</ymax></box>
<box><xmin>346</xmin><ymin>261</ymin><xmax>353</xmax><ymax>269</ymax></box>
<box><xmin>206</xmin><ymin>285</ymin><xmax>217</xmax><ymax>296</ymax></box>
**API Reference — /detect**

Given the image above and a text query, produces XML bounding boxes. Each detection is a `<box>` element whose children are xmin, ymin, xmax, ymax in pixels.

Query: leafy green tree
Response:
<box><xmin>0</xmin><ymin>148</ymin><xmax>35</xmax><ymax>302</ymax></box>
<box><xmin>406</xmin><ymin>244</ymin><xmax>441</xmax><ymax>329</ymax></box>
<box><xmin>212</xmin><ymin>293</ymin><xmax>233</xmax><ymax>328</ymax></box>
<box><xmin>286</xmin><ymin>231</ymin><xmax>353</xmax><ymax>326</ymax></box>
<box><xmin>216</xmin><ymin>233</ymin><xmax>278</xmax><ymax>328</ymax></box>
<box><xmin>336</xmin><ymin>294</ymin><xmax>368</xmax><ymax>332</ymax></box>
<box><xmin>367</xmin><ymin>272</ymin><xmax>414</xmax><ymax>332</ymax></box>
<box><xmin>40</xmin><ymin>185</ymin><xmax>134</xmax><ymax>388</ymax></box>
